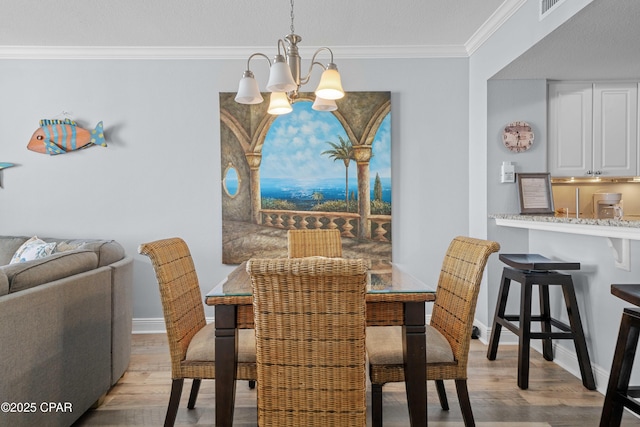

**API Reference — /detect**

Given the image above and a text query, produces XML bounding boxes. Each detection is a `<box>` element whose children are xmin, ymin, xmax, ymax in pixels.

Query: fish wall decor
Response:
<box><xmin>27</xmin><ymin>119</ymin><xmax>106</xmax><ymax>155</ymax></box>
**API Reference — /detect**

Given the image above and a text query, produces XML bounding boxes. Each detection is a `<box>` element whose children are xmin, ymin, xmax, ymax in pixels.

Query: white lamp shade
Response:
<box><xmin>266</xmin><ymin>61</ymin><xmax>297</xmax><ymax>93</ymax></box>
<box><xmin>312</xmin><ymin>96</ymin><xmax>337</xmax><ymax>112</ymax></box>
<box><xmin>267</xmin><ymin>92</ymin><xmax>293</xmax><ymax>115</ymax></box>
<box><xmin>315</xmin><ymin>68</ymin><xmax>344</xmax><ymax>100</ymax></box>
<box><xmin>235</xmin><ymin>75</ymin><xmax>264</xmax><ymax>104</ymax></box>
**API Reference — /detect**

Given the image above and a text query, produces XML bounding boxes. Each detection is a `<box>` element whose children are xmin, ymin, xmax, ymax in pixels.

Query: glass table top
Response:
<box><xmin>206</xmin><ymin>259</ymin><xmax>434</xmax><ymax>298</ymax></box>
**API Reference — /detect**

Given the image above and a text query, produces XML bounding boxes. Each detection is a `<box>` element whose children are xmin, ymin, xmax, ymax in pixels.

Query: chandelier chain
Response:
<box><xmin>290</xmin><ymin>0</ymin><xmax>295</xmax><ymax>34</ymax></box>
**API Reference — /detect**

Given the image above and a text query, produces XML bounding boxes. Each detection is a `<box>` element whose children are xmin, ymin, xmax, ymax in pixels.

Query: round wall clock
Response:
<box><xmin>503</xmin><ymin>121</ymin><xmax>534</xmax><ymax>153</ymax></box>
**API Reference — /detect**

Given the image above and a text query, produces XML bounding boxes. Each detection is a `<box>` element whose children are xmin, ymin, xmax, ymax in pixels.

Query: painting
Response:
<box><xmin>219</xmin><ymin>91</ymin><xmax>391</xmax><ymax>264</ymax></box>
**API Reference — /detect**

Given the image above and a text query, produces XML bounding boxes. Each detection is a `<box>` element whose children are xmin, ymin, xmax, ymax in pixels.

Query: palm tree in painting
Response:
<box><xmin>312</xmin><ymin>191</ymin><xmax>324</xmax><ymax>208</ymax></box>
<box><xmin>322</xmin><ymin>136</ymin><xmax>355</xmax><ymax>212</ymax></box>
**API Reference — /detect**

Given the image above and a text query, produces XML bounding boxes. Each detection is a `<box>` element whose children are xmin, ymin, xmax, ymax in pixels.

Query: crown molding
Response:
<box><xmin>0</xmin><ymin>44</ymin><xmax>470</xmax><ymax>60</ymax></box>
<box><xmin>465</xmin><ymin>0</ymin><xmax>527</xmax><ymax>55</ymax></box>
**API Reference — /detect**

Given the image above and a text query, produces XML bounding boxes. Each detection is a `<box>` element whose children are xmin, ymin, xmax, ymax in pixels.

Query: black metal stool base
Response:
<box><xmin>487</xmin><ymin>255</ymin><xmax>596</xmax><ymax>391</ymax></box>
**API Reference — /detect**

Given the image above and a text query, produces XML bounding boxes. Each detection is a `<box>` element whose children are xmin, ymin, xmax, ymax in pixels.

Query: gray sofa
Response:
<box><xmin>0</xmin><ymin>236</ymin><xmax>133</xmax><ymax>427</ymax></box>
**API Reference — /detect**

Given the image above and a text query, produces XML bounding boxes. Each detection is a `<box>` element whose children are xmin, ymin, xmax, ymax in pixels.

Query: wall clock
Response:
<box><xmin>503</xmin><ymin>121</ymin><xmax>534</xmax><ymax>153</ymax></box>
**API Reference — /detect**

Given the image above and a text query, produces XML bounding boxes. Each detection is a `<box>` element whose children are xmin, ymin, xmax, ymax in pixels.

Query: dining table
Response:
<box><xmin>205</xmin><ymin>259</ymin><xmax>435</xmax><ymax>426</ymax></box>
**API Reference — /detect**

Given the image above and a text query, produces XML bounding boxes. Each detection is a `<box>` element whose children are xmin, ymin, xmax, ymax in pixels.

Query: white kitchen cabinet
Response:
<box><xmin>548</xmin><ymin>82</ymin><xmax>638</xmax><ymax>177</ymax></box>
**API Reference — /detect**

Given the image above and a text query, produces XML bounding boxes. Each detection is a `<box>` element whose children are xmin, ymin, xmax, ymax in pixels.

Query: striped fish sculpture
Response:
<box><xmin>27</xmin><ymin>119</ymin><xmax>106</xmax><ymax>155</ymax></box>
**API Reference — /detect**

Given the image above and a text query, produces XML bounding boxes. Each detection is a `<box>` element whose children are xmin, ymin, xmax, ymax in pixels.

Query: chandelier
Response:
<box><xmin>234</xmin><ymin>0</ymin><xmax>345</xmax><ymax>115</ymax></box>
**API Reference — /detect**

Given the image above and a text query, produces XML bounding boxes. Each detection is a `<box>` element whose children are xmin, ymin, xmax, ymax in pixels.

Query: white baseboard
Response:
<box><xmin>133</xmin><ymin>317</ymin><xmax>214</xmax><ymax>334</ymax></box>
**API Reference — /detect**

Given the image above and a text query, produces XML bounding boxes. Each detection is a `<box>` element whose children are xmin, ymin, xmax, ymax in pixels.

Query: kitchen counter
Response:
<box><xmin>491</xmin><ymin>213</ymin><xmax>640</xmax><ymax>229</ymax></box>
<box><xmin>491</xmin><ymin>213</ymin><xmax>640</xmax><ymax>270</ymax></box>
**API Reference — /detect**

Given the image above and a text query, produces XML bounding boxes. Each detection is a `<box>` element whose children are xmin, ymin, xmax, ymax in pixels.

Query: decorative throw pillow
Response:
<box><xmin>9</xmin><ymin>236</ymin><xmax>57</xmax><ymax>264</ymax></box>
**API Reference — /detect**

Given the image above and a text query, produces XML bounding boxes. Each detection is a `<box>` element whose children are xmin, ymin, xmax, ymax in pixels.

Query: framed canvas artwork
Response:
<box><xmin>219</xmin><ymin>91</ymin><xmax>391</xmax><ymax>264</ymax></box>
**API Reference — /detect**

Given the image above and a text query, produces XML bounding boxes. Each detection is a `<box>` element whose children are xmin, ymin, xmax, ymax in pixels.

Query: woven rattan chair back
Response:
<box><xmin>139</xmin><ymin>238</ymin><xmax>206</xmax><ymax>375</ymax></box>
<box><xmin>287</xmin><ymin>228</ymin><xmax>342</xmax><ymax>258</ymax></box>
<box><xmin>139</xmin><ymin>237</ymin><xmax>257</xmax><ymax>427</ymax></box>
<box><xmin>366</xmin><ymin>236</ymin><xmax>499</xmax><ymax>427</ymax></box>
<box><xmin>430</xmin><ymin>236</ymin><xmax>500</xmax><ymax>369</ymax></box>
<box><xmin>248</xmin><ymin>257</ymin><xmax>368</xmax><ymax>427</ymax></box>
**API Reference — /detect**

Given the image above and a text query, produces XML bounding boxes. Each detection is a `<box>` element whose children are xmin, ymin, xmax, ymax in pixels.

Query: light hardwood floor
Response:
<box><xmin>73</xmin><ymin>333</ymin><xmax>639</xmax><ymax>426</ymax></box>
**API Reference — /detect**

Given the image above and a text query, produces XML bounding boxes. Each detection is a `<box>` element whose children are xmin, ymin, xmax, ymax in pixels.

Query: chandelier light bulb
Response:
<box><xmin>267</xmin><ymin>92</ymin><xmax>293</xmax><ymax>115</ymax></box>
<box><xmin>314</xmin><ymin>65</ymin><xmax>344</xmax><ymax>100</ymax></box>
<box><xmin>266</xmin><ymin>55</ymin><xmax>297</xmax><ymax>93</ymax></box>
<box><xmin>235</xmin><ymin>71</ymin><xmax>264</xmax><ymax>104</ymax></box>
<box><xmin>312</xmin><ymin>96</ymin><xmax>337</xmax><ymax>112</ymax></box>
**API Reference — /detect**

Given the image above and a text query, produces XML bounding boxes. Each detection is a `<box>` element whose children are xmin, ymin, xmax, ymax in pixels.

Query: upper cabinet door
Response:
<box><xmin>548</xmin><ymin>82</ymin><xmax>593</xmax><ymax>177</ymax></box>
<box><xmin>593</xmin><ymin>83</ymin><xmax>638</xmax><ymax>176</ymax></box>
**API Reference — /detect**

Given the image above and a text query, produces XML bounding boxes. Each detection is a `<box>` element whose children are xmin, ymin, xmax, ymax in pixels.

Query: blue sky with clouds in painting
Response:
<box><xmin>261</xmin><ymin>100</ymin><xmax>391</xmax><ymax>181</ymax></box>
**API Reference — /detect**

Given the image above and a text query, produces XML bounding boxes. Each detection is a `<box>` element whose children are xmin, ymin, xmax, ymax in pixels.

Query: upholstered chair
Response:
<box><xmin>366</xmin><ymin>236</ymin><xmax>500</xmax><ymax>427</ymax></box>
<box><xmin>247</xmin><ymin>257</ymin><xmax>368</xmax><ymax>426</ymax></box>
<box><xmin>139</xmin><ymin>237</ymin><xmax>256</xmax><ymax>427</ymax></box>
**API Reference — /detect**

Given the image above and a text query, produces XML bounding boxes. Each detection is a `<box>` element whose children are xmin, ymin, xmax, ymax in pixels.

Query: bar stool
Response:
<box><xmin>487</xmin><ymin>254</ymin><xmax>596</xmax><ymax>390</ymax></box>
<box><xmin>600</xmin><ymin>284</ymin><xmax>640</xmax><ymax>426</ymax></box>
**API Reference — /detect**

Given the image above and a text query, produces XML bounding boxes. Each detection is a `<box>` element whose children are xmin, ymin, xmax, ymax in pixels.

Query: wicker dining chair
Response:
<box><xmin>287</xmin><ymin>228</ymin><xmax>343</xmax><ymax>258</ymax></box>
<box><xmin>247</xmin><ymin>257</ymin><xmax>368</xmax><ymax>427</ymax></box>
<box><xmin>138</xmin><ymin>238</ymin><xmax>257</xmax><ymax>427</ymax></box>
<box><xmin>366</xmin><ymin>236</ymin><xmax>500</xmax><ymax>427</ymax></box>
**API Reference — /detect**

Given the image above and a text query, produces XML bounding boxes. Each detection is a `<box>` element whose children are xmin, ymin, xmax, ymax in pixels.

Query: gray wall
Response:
<box><xmin>0</xmin><ymin>57</ymin><xmax>469</xmax><ymax>321</ymax></box>
<box><xmin>485</xmin><ymin>79</ymin><xmax>548</xmax><ymax>326</ymax></box>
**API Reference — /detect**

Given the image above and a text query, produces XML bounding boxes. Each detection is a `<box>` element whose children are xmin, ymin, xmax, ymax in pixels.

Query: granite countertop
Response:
<box><xmin>490</xmin><ymin>213</ymin><xmax>640</xmax><ymax>229</ymax></box>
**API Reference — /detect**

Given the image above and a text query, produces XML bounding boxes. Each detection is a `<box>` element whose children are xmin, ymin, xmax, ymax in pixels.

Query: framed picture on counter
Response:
<box><xmin>516</xmin><ymin>173</ymin><xmax>554</xmax><ymax>214</ymax></box>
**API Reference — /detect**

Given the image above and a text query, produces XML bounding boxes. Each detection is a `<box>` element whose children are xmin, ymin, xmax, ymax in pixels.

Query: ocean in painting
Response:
<box><xmin>252</xmin><ymin>177</ymin><xmax>391</xmax><ymax>210</ymax></box>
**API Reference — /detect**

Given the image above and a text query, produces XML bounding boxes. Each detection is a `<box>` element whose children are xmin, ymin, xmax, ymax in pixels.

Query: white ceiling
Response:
<box><xmin>0</xmin><ymin>0</ymin><xmax>637</xmax><ymax>81</ymax></box>
<box><xmin>0</xmin><ymin>0</ymin><xmax>506</xmax><ymax>51</ymax></box>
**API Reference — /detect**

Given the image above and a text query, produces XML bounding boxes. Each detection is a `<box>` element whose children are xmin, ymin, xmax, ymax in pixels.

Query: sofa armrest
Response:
<box><xmin>0</xmin><ymin>270</ymin><xmax>7</xmax><ymax>296</ymax></box>
<box><xmin>109</xmin><ymin>256</ymin><xmax>133</xmax><ymax>385</ymax></box>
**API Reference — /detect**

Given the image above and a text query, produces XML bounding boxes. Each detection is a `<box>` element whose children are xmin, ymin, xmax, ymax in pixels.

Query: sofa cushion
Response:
<box><xmin>0</xmin><ymin>237</ymin><xmax>29</xmax><ymax>266</ymax></box>
<box><xmin>42</xmin><ymin>239</ymin><xmax>125</xmax><ymax>267</ymax></box>
<box><xmin>9</xmin><ymin>236</ymin><xmax>57</xmax><ymax>265</ymax></box>
<box><xmin>1</xmin><ymin>237</ymin><xmax>125</xmax><ymax>268</ymax></box>
<box><xmin>2</xmin><ymin>250</ymin><xmax>99</xmax><ymax>294</ymax></box>
<box><xmin>76</xmin><ymin>240</ymin><xmax>124</xmax><ymax>267</ymax></box>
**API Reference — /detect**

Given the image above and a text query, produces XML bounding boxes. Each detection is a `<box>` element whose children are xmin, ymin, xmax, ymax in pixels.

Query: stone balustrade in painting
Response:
<box><xmin>260</xmin><ymin>209</ymin><xmax>392</xmax><ymax>242</ymax></box>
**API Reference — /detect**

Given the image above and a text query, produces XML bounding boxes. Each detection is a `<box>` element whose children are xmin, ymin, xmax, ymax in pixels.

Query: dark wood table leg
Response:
<box><xmin>215</xmin><ymin>305</ymin><xmax>238</xmax><ymax>427</ymax></box>
<box><xmin>403</xmin><ymin>301</ymin><xmax>427</xmax><ymax>426</ymax></box>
